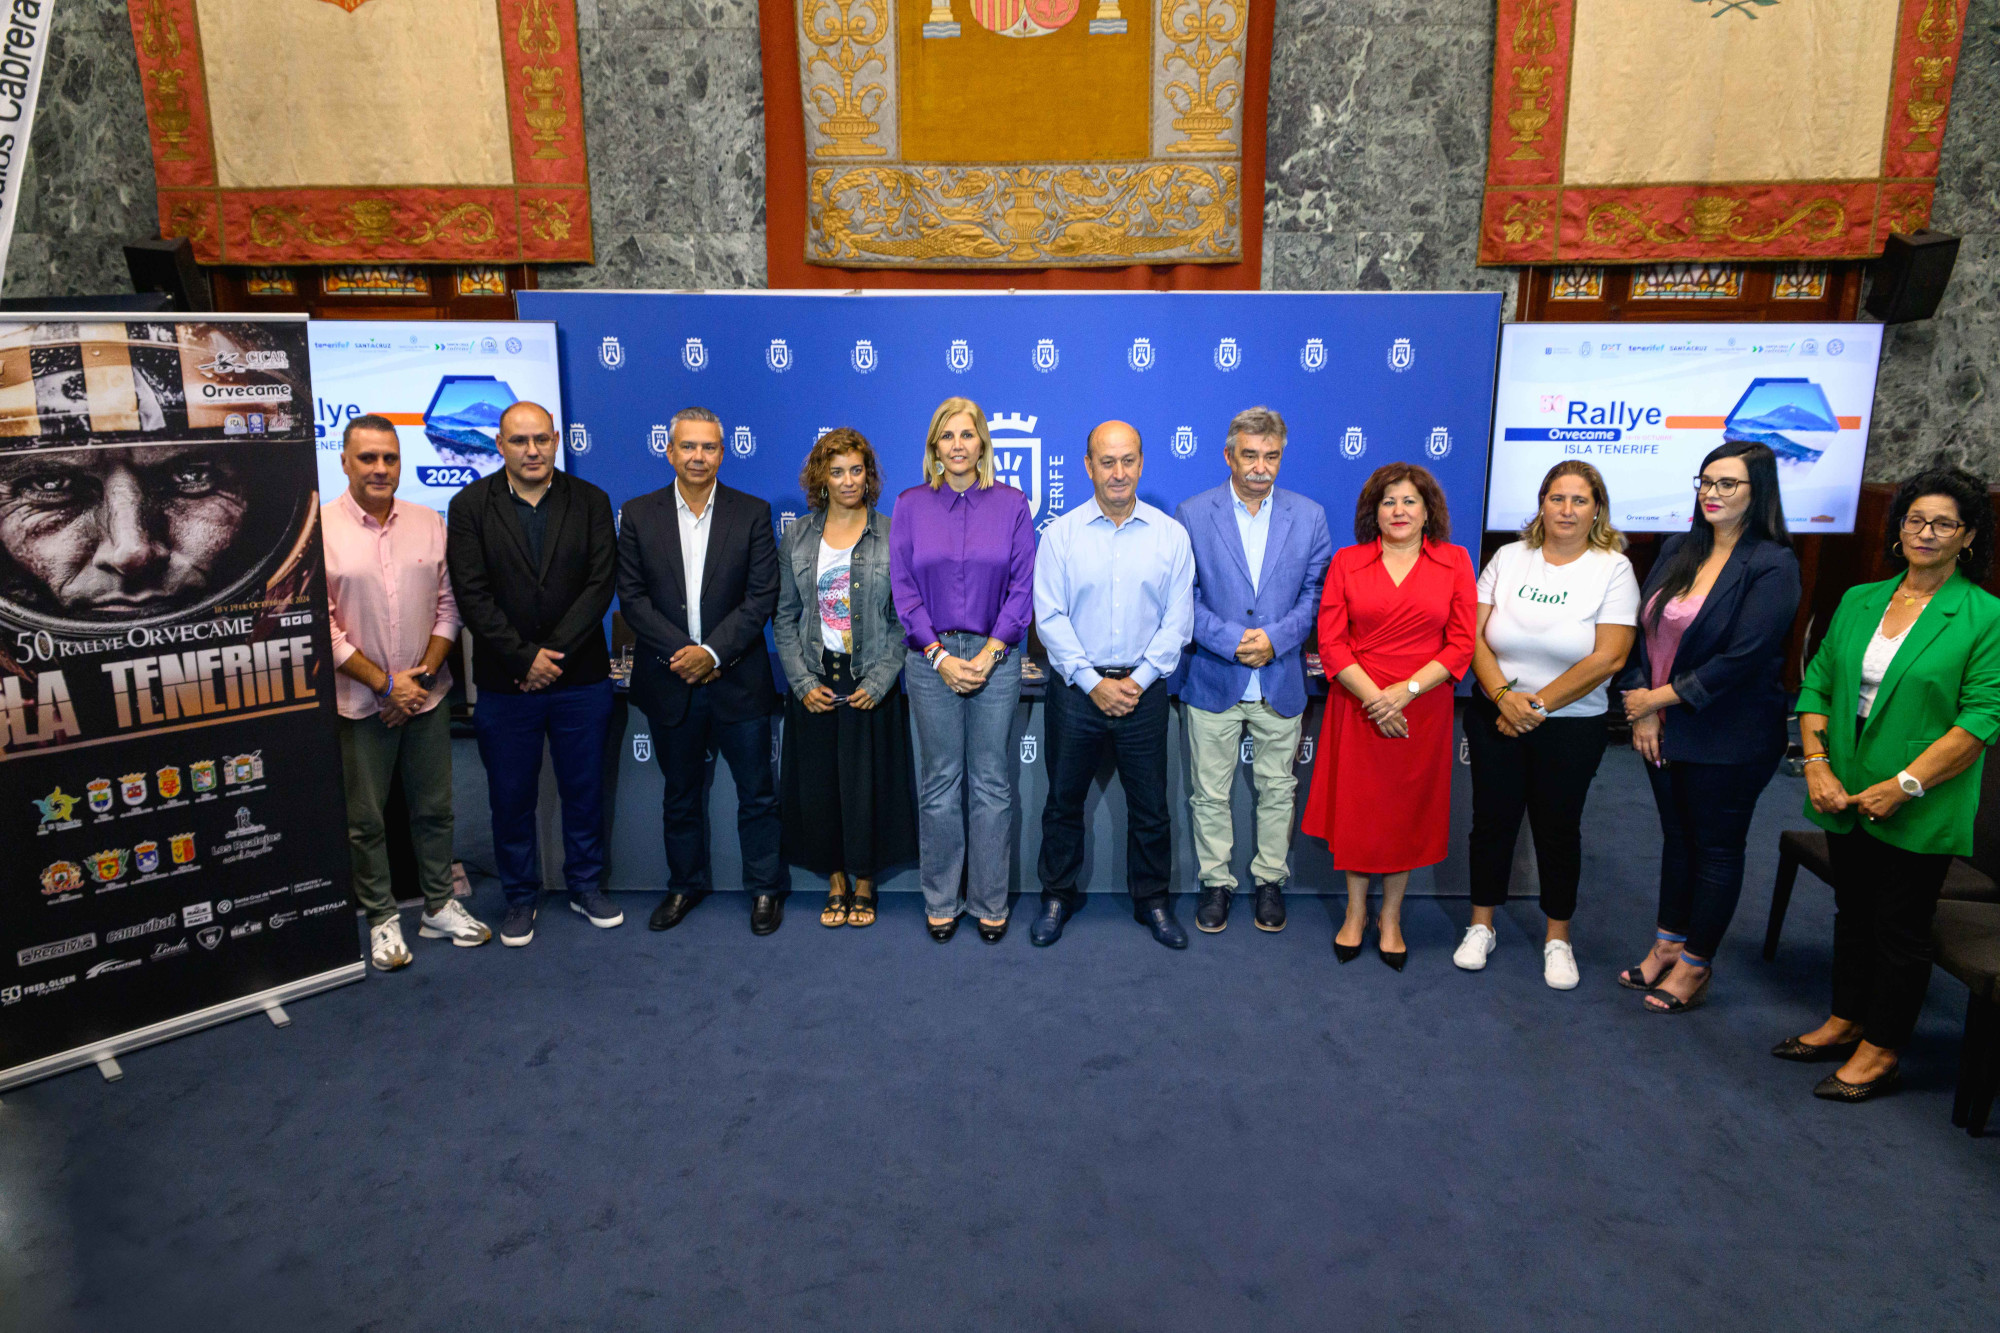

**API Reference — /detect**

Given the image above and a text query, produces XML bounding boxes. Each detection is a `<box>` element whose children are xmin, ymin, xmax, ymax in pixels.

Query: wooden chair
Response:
<box><xmin>1763</xmin><ymin>766</ymin><xmax>2000</xmax><ymax>960</ymax></box>
<box><xmin>1933</xmin><ymin>900</ymin><xmax>2000</xmax><ymax>1137</ymax></box>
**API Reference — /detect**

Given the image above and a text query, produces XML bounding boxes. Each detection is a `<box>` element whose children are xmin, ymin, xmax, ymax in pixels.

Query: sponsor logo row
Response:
<box><xmin>6</xmin><ymin>895</ymin><xmax>350</xmax><ymax>998</ymax></box>
<box><xmin>34</xmin><ymin>752</ymin><xmax>267</xmax><ymax>832</ymax></box>
<box><xmin>599</xmin><ymin>336</ymin><xmax>1417</xmax><ymax>377</ymax></box>
<box><xmin>39</xmin><ymin>807</ymin><xmax>275</xmax><ymax>902</ymax></box>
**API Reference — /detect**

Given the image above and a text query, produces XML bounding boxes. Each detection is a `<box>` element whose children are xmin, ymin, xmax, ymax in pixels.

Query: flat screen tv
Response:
<box><xmin>1486</xmin><ymin>322</ymin><xmax>1884</xmax><ymax>534</ymax></box>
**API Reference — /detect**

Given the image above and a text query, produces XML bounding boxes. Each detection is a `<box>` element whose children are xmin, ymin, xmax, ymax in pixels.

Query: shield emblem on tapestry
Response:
<box><xmin>971</xmin><ymin>0</ymin><xmax>1081</xmax><ymax>38</ymax></box>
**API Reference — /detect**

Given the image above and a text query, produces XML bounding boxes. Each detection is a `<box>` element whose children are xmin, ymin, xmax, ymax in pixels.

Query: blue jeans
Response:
<box><xmin>1646</xmin><ymin>755</ymin><xmax>1780</xmax><ymax>958</ymax></box>
<box><xmin>904</xmin><ymin>634</ymin><xmax>1022</xmax><ymax>922</ymax></box>
<box><xmin>472</xmin><ymin>679</ymin><xmax>614</xmax><ymax>907</ymax></box>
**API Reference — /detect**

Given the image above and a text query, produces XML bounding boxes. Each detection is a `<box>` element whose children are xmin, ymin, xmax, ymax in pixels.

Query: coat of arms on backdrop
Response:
<box><xmin>795</xmin><ymin>0</ymin><xmax>1258</xmax><ymax>267</ymax></box>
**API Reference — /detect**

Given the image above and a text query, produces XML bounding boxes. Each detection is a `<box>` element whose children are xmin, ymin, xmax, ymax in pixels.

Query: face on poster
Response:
<box><xmin>307</xmin><ymin>321</ymin><xmax>564</xmax><ymax>514</ymax></box>
<box><xmin>1488</xmin><ymin>322</ymin><xmax>1884</xmax><ymax>535</ymax></box>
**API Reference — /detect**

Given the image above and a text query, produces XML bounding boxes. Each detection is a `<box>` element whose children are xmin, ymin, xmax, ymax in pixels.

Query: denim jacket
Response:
<box><xmin>774</xmin><ymin>507</ymin><xmax>905</xmax><ymax>700</ymax></box>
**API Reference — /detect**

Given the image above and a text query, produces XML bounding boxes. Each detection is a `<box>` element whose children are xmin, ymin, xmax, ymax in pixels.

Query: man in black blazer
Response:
<box><xmin>616</xmin><ymin>406</ymin><xmax>788</xmax><ymax>934</ymax></box>
<box><xmin>447</xmin><ymin>401</ymin><xmax>622</xmax><ymax>948</ymax></box>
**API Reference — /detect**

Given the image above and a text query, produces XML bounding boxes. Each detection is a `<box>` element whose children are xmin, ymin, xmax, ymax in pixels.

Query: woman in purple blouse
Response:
<box><xmin>890</xmin><ymin>396</ymin><xmax>1038</xmax><ymax>942</ymax></box>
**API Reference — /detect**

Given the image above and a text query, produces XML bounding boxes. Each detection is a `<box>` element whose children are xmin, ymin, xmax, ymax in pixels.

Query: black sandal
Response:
<box><xmin>1643</xmin><ymin>957</ymin><xmax>1711</xmax><ymax>1013</ymax></box>
<box><xmin>820</xmin><ymin>875</ymin><xmax>850</xmax><ymax>928</ymax></box>
<box><xmin>1619</xmin><ymin>928</ymin><xmax>1687</xmax><ymax>991</ymax></box>
<box><xmin>847</xmin><ymin>881</ymin><xmax>876</xmax><ymax>928</ymax></box>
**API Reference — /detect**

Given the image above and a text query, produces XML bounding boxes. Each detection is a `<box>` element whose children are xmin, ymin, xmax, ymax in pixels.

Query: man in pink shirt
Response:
<box><xmin>326</xmin><ymin>416</ymin><xmax>491</xmax><ymax>969</ymax></box>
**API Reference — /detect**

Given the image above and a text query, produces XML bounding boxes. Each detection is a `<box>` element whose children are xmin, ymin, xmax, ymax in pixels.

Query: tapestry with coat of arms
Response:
<box><xmin>784</xmin><ymin>0</ymin><xmax>1266</xmax><ymax>269</ymax></box>
<box><xmin>127</xmin><ymin>0</ymin><xmax>593</xmax><ymax>265</ymax></box>
<box><xmin>1480</xmin><ymin>0</ymin><xmax>1973</xmax><ymax>265</ymax></box>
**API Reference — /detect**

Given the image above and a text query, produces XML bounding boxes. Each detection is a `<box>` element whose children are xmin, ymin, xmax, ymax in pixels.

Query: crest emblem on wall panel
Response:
<box><xmin>766</xmin><ymin>339</ymin><xmax>792</xmax><ymax>372</ymax></box>
<box><xmin>682</xmin><ymin>338</ymin><xmax>708</xmax><ymax>371</ymax></box>
<box><xmin>971</xmin><ymin>0</ymin><xmax>1081</xmax><ymax>38</ymax></box>
<box><xmin>1032</xmin><ymin>339</ymin><xmax>1060</xmax><ymax>372</ymax></box>
<box><xmin>1128</xmin><ymin>337</ymin><xmax>1154</xmax><ymax>371</ymax></box>
<box><xmin>1214</xmin><ymin>337</ymin><xmax>1240</xmax><ymax>371</ymax></box>
<box><xmin>947</xmin><ymin>340</ymin><xmax>973</xmax><ymax>373</ymax></box>
<box><xmin>1388</xmin><ymin>338</ymin><xmax>1414</xmax><ymax>371</ymax></box>
<box><xmin>599</xmin><ymin>337</ymin><xmax>623</xmax><ymax>370</ymax></box>
<box><xmin>852</xmin><ymin>340</ymin><xmax>878</xmax><ymax>373</ymax></box>
<box><xmin>1300</xmin><ymin>338</ymin><xmax>1327</xmax><ymax>372</ymax></box>
<box><xmin>568</xmin><ymin>423</ymin><xmax>590</xmax><ymax>455</ymax></box>
<box><xmin>988</xmin><ymin>413</ymin><xmax>1043</xmax><ymax>519</ymax></box>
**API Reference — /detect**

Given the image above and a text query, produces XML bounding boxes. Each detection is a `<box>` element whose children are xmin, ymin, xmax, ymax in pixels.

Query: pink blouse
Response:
<box><xmin>1645</xmin><ymin>592</ymin><xmax>1705</xmax><ymax>689</ymax></box>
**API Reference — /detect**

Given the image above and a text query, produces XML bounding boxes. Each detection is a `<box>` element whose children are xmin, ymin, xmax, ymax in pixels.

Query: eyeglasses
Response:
<box><xmin>503</xmin><ymin>433</ymin><xmax>557</xmax><ymax>448</ymax></box>
<box><xmin>1693</xmin><ymin>476</ymin><xmax>1745</xmax><ymax>497</ymax></box>
<box><xmin>1902</xmin><ymin>513</ymin><xmax>1964</xmax><ymax>537</ymax></box>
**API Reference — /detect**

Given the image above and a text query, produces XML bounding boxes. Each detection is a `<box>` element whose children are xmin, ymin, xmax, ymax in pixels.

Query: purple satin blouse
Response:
<box><xmin>888</xmin><ymin>480</ymin><xmax>1037</xmax><ymax>649</ymax></box>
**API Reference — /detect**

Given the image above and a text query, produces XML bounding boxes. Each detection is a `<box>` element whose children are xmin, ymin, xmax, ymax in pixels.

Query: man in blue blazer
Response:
<box><xmin>1173</xmin><ymin>407</ymin><xmax>1332</xmax><ymax>934</ymax></box>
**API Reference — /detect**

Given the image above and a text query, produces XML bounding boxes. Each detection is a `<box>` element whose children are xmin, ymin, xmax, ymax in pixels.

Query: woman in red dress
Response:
<box><xmin>1301</xmin><ymin>463</ymin><xmax>1476</xmax><ymax>970</ymax></box>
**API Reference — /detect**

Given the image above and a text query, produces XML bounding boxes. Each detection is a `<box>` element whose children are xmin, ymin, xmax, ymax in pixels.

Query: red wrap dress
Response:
<box><xmin>1301</xmin><ymin>538</ymin><xmax>1477</xmax><ymax>873</ymax></box>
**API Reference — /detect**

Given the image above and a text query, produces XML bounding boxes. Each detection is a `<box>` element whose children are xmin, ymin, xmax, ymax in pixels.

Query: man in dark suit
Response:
<box><xmin>616</xmin><ymin>406</ymin><xmax>788</xmax><ymax>934</ymax></box>
<box><xmin>447</xmin><ymin>400</ymin><xmax>622</xmax><ymax>948</ymax></box>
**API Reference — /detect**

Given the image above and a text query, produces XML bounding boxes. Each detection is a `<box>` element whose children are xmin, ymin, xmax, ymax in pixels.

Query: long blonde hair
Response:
<box><xmin>922</xmin><ymin>397</ymin><xmax>995</xmax><ymax>489</ymax></box>
<box><xmin>1523</xmin><ymin>459</ymin><xmax>1624</xmax><ymax>552</ymax></box>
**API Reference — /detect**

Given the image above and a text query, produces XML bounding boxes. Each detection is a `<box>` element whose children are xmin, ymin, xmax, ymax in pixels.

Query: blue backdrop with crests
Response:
<box><xmin>512</xmin><ymin>290</ymin><xmax>1510</xmax><ymax>899</ymax></box>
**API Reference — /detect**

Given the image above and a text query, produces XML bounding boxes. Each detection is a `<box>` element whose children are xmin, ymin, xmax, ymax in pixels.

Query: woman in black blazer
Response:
<box><xmin>1614</xmin><ymin>442</ymin><xmax>1801</xmax><ymax>1012</ymax></box>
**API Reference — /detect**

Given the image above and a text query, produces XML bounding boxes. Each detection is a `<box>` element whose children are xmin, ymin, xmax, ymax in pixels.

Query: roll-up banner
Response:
<box><xmin>0</xmin><ymin>315</ymin><xmax>360</xmax><ymax>1091</ymax></box>
<box><xmin>515</xmin><ymin>291</ymin><xmax>1504</xmax><ymax>543</ymax></box>
<box><xmin>0</xmin><ymin>0</ymin><xmax>54</xmax><ymax>285</ymax></box>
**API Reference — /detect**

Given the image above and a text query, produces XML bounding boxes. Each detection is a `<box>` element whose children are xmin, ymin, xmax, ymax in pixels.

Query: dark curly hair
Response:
<box><xmin>1885</xmin><ymin>460</ymin><xmax>1993</xmax><ymax>582</ymax></box>
<box><xmin>1354</xmin><ymin>462</ymin><xmax>1450</xmax><ymax>544</ymax></box>
<box><xmin>800</xmin><ymin>427</ymin><xmax>883</xmax><ymax>512</ymax></box>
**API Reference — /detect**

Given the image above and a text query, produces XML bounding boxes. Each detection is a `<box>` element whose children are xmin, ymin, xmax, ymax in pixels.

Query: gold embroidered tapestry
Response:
<box><xmin>127</xmin><ymin>0</ymin><xmax>593</xmax><ymax>265</ymax></box>
<box><xmin>785</xmin><ymin>0</ymin><xmax>1262</xmax><ymax>270</ymax></box>
<box><xmin>1480</xmin><ymin>0</ymin><xmax>1972</xmax><ymax>264</ymax></box>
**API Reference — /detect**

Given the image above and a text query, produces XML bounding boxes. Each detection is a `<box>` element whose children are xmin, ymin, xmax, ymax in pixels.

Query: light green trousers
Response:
<box><xmin>338</xmin><ymin>703</ymin><xmax>456</xmax><ymax>924</ymax></box>
<box><xmin>1185</xmin><ymin>699</ymin><xmax>1304</xmax><ymax>891</ymax></box>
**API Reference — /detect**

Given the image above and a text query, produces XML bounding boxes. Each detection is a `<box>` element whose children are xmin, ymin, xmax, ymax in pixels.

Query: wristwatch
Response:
<box><xmin>1406</xmin><ymin>680</ymin><xmax>1421</xmax><ymax>697</ymax></box>
<box><xmin>1898</xmin><ymin>769</ymin><xmax>1927</xmax><ymax>799</ymax></box>
<box><xmin>411</xmin><ymin>670</ymin><xmax>439</xmax><ymax>692</ymax></box>
<box><xmin>987</xmin><ymin>644</ymin><xmax>1011</xmax><ymax>666</ymax></box>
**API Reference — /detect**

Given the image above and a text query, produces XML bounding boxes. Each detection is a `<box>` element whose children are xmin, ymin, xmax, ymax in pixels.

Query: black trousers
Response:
<box><xmin>1038</xmin><ymin>679</ymin><xmax>1171</xmax><ymax>912</ymax></box>
<box><xmin>650</xmin><ymin>687</ymin><xmax>787</xmax><ymax>896</ymax></box>
<box><xmin>1463</xmin><ymin>696</ymin><xmax>1608</xmax><ymax>921</ymax></box>
<box><xmin>1645</xmin><ymin>755</ymin><xmax>1780</xmax><ymax>958</ymax></box>
<box><xmin>1828</xmin><ymin>828</ymin><xmax>1954</xmax><ymax>1050</ymax></box>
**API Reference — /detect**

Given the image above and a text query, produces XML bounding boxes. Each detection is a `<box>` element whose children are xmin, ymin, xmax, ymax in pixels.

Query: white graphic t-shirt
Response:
<box><xmin>817</xmin><ymin>539</ymin><xmax>854</xmax><ymax>654</ymax></box>
<box><xmin>1476</xmin><ymin>541</ymin><xmax>1641</xmax><ymax>717</ymax></box>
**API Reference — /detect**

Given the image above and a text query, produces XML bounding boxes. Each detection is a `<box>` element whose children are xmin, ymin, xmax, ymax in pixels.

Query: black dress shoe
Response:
<box><xmin>1772</xmin><ymin>1035</ymin><xmax>1862</xmax><ymax>1063</ymax></box>
<box><xmin>649</xmin><ymin>892</ymin><xmax>697</xmax><ymax>932</ymax></box>
<box><xmin>976</xmin><ymin>918</ymin><xmax>1008</xmax><ymax>944</ymax></box>
<box><xmin>1813</xmin><ymin>1066</ymin><xmax>1901</xmax><ymax>1102</ymax></box>
<box><xmin>750</xmin><ymin>894</ymin><xmax>782</xmax><ymax>936</ymax></box>
<box><xmin>1029</xmin><ymin>899</ymin><xmax>1070</xmax><ymax>947</ymax></box>
<box><xmin>1254</xmin><ymin>882</ymin><xmax>1286</xmax><ymax>932</ymax></box>
<box><xmin>928</xmin><ymin>916</ymin><xmax>959</xmax><ymax>942</ymax></box>
<box><xmin>1195</xmin><ymin>885</ymin><xmax>1231</xmax><ymax>933</ymax></box>
<box><xmin>1139</xmin><ymin>903</ymin><xmax>1188</xmax><ymax>950</ymax></box>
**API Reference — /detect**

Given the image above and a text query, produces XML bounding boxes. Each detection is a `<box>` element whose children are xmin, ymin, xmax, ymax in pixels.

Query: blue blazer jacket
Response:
<box><xmin>1173</xmin><ymin>483</ymin><xmax>1333</xmax><ymax>718</ymax></box>
<box><xmin>1614</xmin><ymin>533</ymin><xmax>1801</xmax><ymax>765</ymax></box>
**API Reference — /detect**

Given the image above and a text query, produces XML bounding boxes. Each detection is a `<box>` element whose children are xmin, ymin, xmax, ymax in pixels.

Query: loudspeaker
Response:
<box><xmin>123</xmin><ymin>236</ymin><xmax>212</xmax><ymax>312</ymax></box>
<box><xmin>1865</xmin><ymin>230</ymin><xmax>1959</xmax><ymax>324</ymax></box>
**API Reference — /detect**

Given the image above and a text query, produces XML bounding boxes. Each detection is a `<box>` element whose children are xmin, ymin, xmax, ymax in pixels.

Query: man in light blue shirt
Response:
<box><xmin>1174</xmin><ymin>407</ymin><xmax>1331</xmax><ymax>936</ymax></box>
<box><xmin>1030</xmin><ymin>420</ymin><xmax>1195</xmax><ymax>949</ymax></box>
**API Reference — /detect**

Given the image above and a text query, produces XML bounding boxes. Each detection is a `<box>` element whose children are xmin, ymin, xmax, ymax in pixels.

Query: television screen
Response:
<box><xmin>1487</xmin><ymin>322</ymin><xmax>1884</xmax><ymax>534</ymax></box>
<box><xmin>306</xmin><ymin>320</ymin><xmax>565</xmax><ymax>514</ymax></box>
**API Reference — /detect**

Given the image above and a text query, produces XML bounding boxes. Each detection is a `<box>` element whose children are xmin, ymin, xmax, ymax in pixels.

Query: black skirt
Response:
<box><xmin>779</xmin><ymin>651</ymin><xmax>920</xmax><ymax>879</ymax></box>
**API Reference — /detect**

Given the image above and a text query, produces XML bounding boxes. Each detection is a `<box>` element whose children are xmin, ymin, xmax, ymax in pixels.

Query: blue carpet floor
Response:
<box><xmin>3</xmin><ymin>747</ymin><xmax>1997</xmax><ymax>1332</ymax></box>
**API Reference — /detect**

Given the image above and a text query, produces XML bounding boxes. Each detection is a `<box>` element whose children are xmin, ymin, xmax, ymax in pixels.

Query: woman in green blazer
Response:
<box><xmin>1786</xmin><ymin>464</ymin><xmax>2000</xmax><ymax>1102</ymax></box>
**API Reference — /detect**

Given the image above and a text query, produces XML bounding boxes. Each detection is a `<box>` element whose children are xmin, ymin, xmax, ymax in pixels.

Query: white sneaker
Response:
<box><xmin>1544</xmin><ymin>939</ymin><xmax>1580</xmax><ymax>990</ymax></box>
<box><xmin>1453</xmin><ymin>924</ymin><xmax>1497</xmax><ymax>971</ymax></box>
<box><xmin>418</xmin><ymin>899</ymin><xmax>492</xmax><ymax>947</ymax></box>
<box><xmin>369</xmin><ymin>917</ymin><xmax>412</xmax><ymax>971</ymax></box>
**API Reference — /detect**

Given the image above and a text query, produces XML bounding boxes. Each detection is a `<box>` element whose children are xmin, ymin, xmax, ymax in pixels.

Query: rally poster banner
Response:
<box><xmin>0</xmin><ymin>314</ymin><xmax>361</xmax><ymax>1088</ymax></box>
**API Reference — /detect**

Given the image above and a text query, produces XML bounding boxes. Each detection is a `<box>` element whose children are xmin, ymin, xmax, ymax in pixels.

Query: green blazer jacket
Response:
<box><xmin>1795</xmin><ymin>571</ymin><xmax>2000</xmax><ymax>855</ymax></box>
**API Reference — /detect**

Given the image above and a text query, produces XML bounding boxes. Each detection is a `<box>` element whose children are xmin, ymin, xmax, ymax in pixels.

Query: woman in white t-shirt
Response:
<box><xmin>1457</xmin><ymin>461</ymin><xmax>1640</xmax><ymax>989</ymax></box>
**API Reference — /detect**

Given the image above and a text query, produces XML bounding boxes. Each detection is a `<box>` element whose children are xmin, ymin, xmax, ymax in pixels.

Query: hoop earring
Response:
<box><xmin>1894</xmin><ymin>540</ymin><xmax>1904</xmax><ymax>556</ymax></box>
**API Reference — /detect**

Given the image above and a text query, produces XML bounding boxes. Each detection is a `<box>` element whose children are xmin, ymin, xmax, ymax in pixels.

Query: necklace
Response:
<box><xmin>1897</xmin><ymin>581</ymin><xmax>1939</xmax><ymax>606</ymax></box>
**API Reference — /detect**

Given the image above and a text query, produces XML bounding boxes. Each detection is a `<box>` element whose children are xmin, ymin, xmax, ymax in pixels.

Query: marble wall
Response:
<box><xmin>9</xmin><ymin>0</ymin><xmax>1995</xmax><ymax>480</ymax></box>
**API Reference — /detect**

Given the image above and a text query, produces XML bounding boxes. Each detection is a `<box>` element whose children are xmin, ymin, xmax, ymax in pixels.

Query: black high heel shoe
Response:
<box><xmin>1334</xmin><ymin>922</ymin><xmax>1364</xmax><ymax>963</ymax></box>
<box><xmin>1371</xmin><ymin>916</ymin><xmax>1407</xmax><ymax>971</ymax></box>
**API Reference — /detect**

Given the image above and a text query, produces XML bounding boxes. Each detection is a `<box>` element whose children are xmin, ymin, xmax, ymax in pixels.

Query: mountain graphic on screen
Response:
<box><xmin>423</xmin><ymin>375</ymin><xmax>518</xmax><ymax>470</ymax></box>
<box><xmin>1723</xmin><ymin>378</ymin><xmax>1840</xmax><ymax>465</ymax></box>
